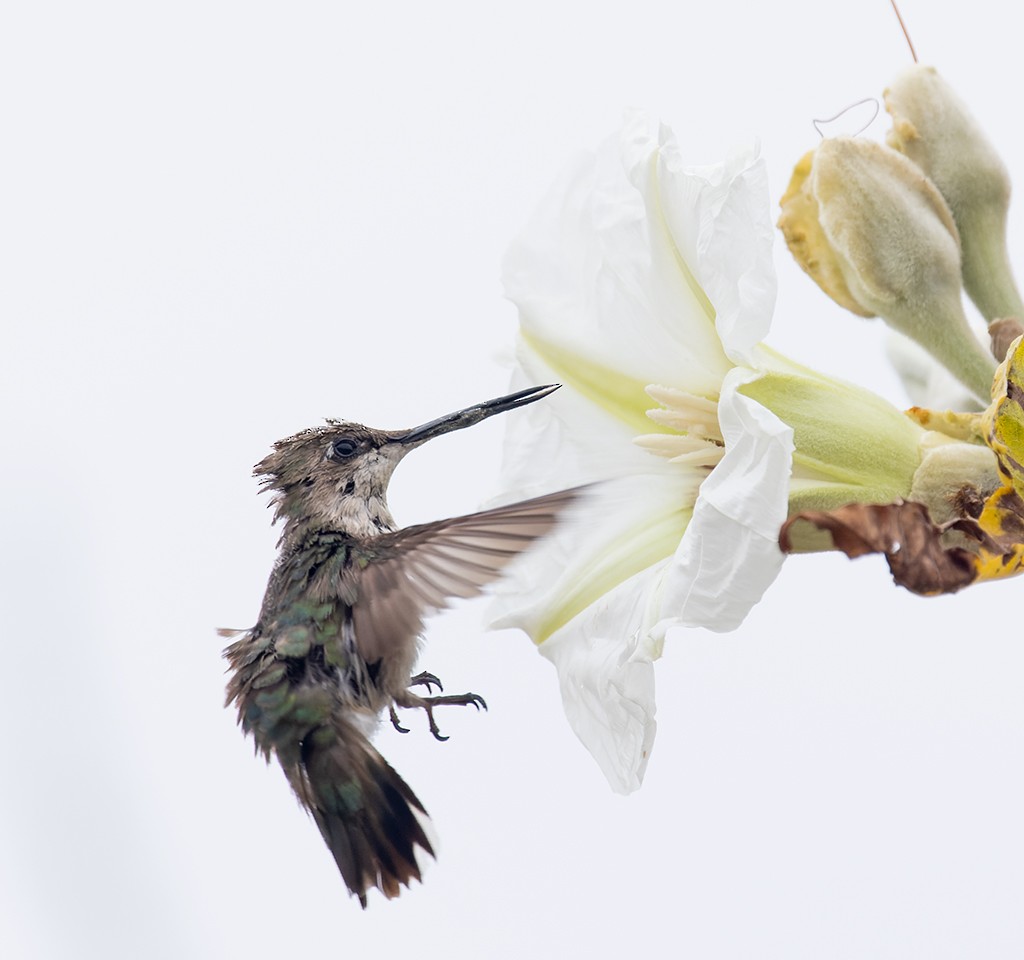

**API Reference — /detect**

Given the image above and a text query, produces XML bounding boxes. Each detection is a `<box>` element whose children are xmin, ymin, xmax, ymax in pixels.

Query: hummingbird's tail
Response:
<box><xmin>286</xmin><ymin>719</ymin><xmax>435</xmax><ymax>908</ymax></box>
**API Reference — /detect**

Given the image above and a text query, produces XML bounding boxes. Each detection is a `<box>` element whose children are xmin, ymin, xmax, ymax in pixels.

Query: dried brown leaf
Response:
<box><xmin>780</xmin><ymin>500</ymin><xmax>977</xmax><ymax>595</ymax></box>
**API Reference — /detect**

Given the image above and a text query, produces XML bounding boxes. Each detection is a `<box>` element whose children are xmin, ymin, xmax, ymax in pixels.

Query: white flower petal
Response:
<box><xmin>494</xmin><ymin>349</ymin><xmax>672</xmax><ymax>498</ymax></box>
<box><xmin>537</xmin><ymin>565</ymin><xmax>662</xmax><ymax>794</ymax></box>
<box><xmin>623</xmin><ymin>113</ymin><xmax>777</xmax><ymax>366</ymax></box>
<box><xmin>656</xmin><ymin>366</ymin><xmax>793</xmax><ymax>634</ymax></box>
<box><xmin>504</xmin><ymin>117</ymin><xmax>731</xmax><ymax>395</ymax></box>
<box><xmin>490</xmin><ymin>472</ymin><xmax>689</xmax><ymax>644</ymax></box>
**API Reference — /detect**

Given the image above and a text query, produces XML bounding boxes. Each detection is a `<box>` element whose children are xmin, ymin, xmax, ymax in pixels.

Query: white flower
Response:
<box><xmin>490</xmin><ymin>115</ymin><xmax>793</xmax><ymax>793</ymax></box>
<box><xmin>492</xmin><ymin>114</ymin><xmax>939</xmax><ymax>793</ymax></box>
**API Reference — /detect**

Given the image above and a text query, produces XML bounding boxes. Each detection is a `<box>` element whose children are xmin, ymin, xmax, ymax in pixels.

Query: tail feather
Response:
<box><xmin>289</xmin><ymin>720</ymin><xmax>435</xmax><ymax>908</ymax></box>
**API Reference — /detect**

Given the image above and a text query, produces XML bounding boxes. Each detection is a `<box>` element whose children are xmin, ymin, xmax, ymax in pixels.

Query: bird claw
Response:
<box><xmin>388</xmin><ymin>705</ymin><xmax>410</xmax><ymax>734</ymax></box>
<box><xmin>421</xmin><ymin>693</ymin><xmax>488</xmax><ymax>742</ymax></box>
<box><xmin>392</xmin><ymin>690</ymin><xmax>488</xmax><ymax>741</ymax></box>
<box><xmin>408</xmin><ymin>671</ymin><xmax>444</xmax><ymax>695</ymax></box>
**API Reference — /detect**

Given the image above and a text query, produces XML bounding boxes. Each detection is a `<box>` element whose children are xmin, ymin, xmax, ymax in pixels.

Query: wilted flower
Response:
<box><xmin>491</xmin><ymin>114</ymin><xmax>989</xmax><ymax>792</ymax></box>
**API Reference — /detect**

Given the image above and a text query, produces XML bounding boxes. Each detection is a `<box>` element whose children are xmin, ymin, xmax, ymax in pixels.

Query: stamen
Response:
<box><xmin>636</xmin><ymin>384</ymin><xmax>726</xmax><ymax>466</ymax></box>
<box><xmin>645</xmin><ymin>385</ymin><xmax>723</xmax><ymax>443</ymax></box>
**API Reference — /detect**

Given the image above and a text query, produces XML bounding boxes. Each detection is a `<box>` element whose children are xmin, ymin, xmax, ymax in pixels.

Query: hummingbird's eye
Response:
<box><xmin>329</xmin><ymin>438</ymin><xmax>359</xmax><ymax>460</ymax></box>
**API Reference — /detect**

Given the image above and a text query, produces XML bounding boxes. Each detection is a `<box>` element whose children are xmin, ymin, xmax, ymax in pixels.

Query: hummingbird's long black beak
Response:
<box><xmin>393</xmin><ymin>384</ymin><xmax>560</xmax><ymax>445</ymax></box>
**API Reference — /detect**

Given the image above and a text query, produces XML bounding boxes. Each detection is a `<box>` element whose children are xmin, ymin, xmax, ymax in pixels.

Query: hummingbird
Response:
<box><xmin>223</xmin><ymin>384</ymin><xmax>579</xmax><ymax>908</ymax></box>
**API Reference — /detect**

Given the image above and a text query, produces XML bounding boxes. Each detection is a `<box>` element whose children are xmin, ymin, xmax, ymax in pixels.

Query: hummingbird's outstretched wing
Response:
<box><xmin>350</xmin><ymin>487</ymin><xmax>583</xmax><ymax>662</ymax></box>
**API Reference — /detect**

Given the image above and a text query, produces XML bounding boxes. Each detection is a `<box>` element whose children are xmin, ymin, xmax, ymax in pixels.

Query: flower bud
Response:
<box><xmin>885</xmin><ymin>65</ymin><xmax>1024</xmax><ymax>324</ymax></box>
<box><xmin>909</xmin><ymin>431</ymin><xmax>999</xmax><ymax>524</ymax></box>
<box><xmin>779</xmin><ymin>136</ymin><xmax>996</xmax><ymax>402</ymax></box>
<box><xmin>778</xmin><ymin>150</ymin><xmax>873</xmax><ymax>318</ymax></box>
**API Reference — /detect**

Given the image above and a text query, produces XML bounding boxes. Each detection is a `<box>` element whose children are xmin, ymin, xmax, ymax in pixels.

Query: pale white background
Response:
<box><xmin>4</xmin><ymin>2</ymin><xmax>1024</xmax><ymax>957</ymax></box>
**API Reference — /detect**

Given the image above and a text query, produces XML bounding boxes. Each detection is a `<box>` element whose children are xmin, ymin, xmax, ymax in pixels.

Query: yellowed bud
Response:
<box><xmin>886</xmin><ymin>65</ymin><xmax>1024</xmax><ymax>323</ymax></box>
<box><xmin>779</xmin><ymin>136</ymin><xmax>995</xmax><ymax>402</ymax></box>
<box><xmin>778</xmin><ymin>150</ymin><xmax>874</xmax><ymax>318</ymax></box>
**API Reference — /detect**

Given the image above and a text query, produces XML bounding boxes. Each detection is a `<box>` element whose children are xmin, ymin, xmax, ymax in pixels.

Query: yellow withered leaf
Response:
<box><xmin>983</xmin><ymin>334</ymin><xmax>1024</xmax><ymax>498</ymax></box>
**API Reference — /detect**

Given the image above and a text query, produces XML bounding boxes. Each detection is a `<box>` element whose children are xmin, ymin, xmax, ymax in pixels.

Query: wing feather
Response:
<box><xmin>349</xmin><ymin>487</ymin><xmax>584</xmax><ymax>662</ymax></box>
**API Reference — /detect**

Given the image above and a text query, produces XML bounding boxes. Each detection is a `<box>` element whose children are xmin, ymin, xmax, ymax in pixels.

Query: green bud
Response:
<box><xmin>886</xmin><ymin>65</ymin><xmax>1024</xmax><ymax>324</ymax></box>
<box><xmin>909</xmin><ymin>431</ymin><xmax>1000</xmax><ymax>524</ymax></box>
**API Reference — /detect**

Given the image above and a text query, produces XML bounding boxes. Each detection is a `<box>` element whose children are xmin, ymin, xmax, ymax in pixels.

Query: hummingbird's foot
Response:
<box><xmin>394</xmin><ymin>691</ymin><xmax>488</xmax><ymax>742</ymax></box>
<box><xmin>408</xmin><ymin>671</ymin><xmax>444</xmax><ymax>695</ymax></box>
<box><xmin>388</xmin><ymin>705</ymin><xmax>410</xmax><ymax>734</ymax></box>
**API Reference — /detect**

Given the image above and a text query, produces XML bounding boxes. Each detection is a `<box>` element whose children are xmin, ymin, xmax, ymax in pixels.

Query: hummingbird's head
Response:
<box><xmin>256</xmin><ymin>384</ymin><xmax>560</xmax><ymax>538</ymax></box>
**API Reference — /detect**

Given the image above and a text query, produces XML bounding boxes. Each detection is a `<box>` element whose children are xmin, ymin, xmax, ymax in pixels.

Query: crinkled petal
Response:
<box><xmin>622</xmin><ymin>113</ymin><xmax>777</xmax><ymax>366</ymax></box>
<box><xmin>655</xmin><ymin>366</ymin><xmax>793</xmax><ymax>635</ymax></box>
<box><xmin>503</xmin><ymin>114</ymin><xmax>742</xmax><ymax>397</ymax></box>
<box><xmin>537</xmin><ymin>564</ymin><xmax>662</xmax><ymax>794</ymax></box>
